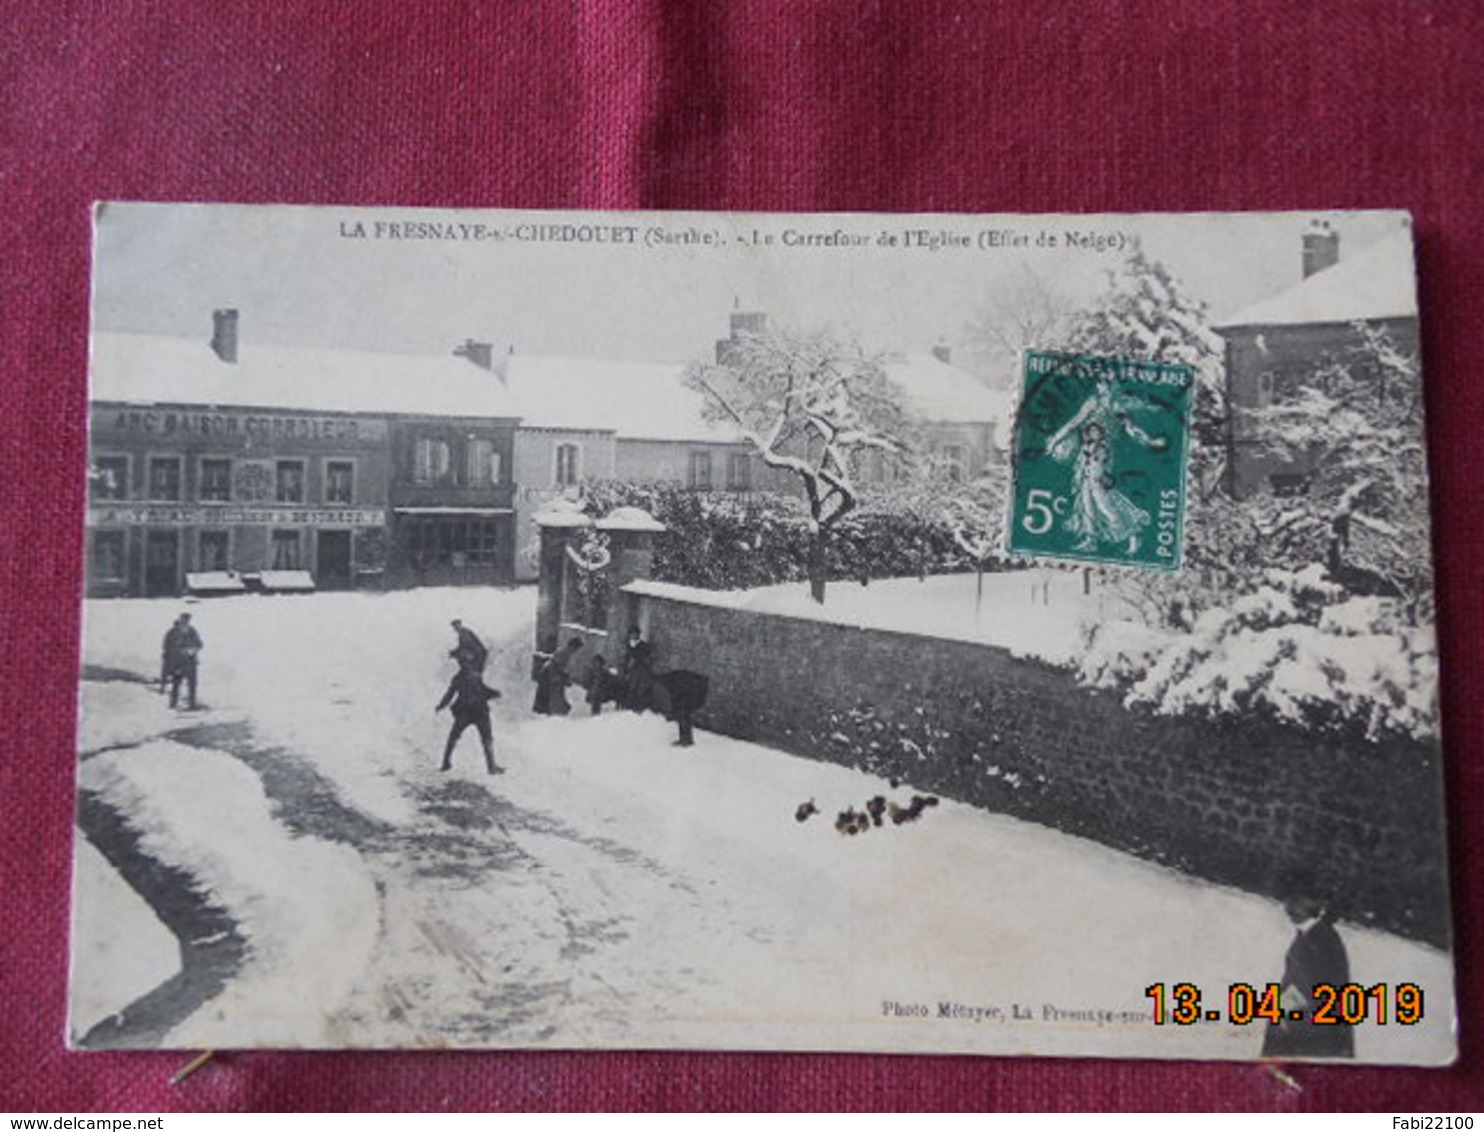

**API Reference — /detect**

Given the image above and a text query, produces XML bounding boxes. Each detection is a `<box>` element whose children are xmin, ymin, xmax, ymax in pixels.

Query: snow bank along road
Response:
<box><xmin>70</xmin><ymin>585</ymin><xmax>1454</xmax><ymax>1061</ymax></box>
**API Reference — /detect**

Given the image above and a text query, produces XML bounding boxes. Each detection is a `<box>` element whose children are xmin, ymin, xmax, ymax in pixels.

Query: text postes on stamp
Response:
<box><xmin>1008</xmin><ymin>350</ymin><xmax>1194</xmax><ymax>571</ymax></box>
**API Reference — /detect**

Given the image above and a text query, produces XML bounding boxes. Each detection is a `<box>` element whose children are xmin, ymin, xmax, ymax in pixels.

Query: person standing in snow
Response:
<box><xmin>619</xmin><ymin>625</ymin><xmax>655</xmax><ymax>712</ymax></box>
<box><xmin>533</xmin><ymin>636</ymin><xmax>583</xmax><ymax>716</ymax></box>
<box><xmin>652</xmin><ymin>668</ymin><xmax>708</xmax><ymax>747</ymax></box>
<box><xmin>161</xmin><ymin>612</ymin><xmax>203</xmax><ymax>710</ymax></box>
<box><xmin>435</xmin><ymin>666</ymin><xmax>503</xmax><ymax>774</ymax></box>
<box><xmin>1261</xmin><ymin>892</ymin><xmax>1355</xmax><ymax>1060</ymax></box>
<box><xmin>584</xmin><ymin>652</ymin><xmax>619</xmax><ymax>715</ymax></box>
<box><xmin>449</xmin><ymin>618</ymin><xmax>488</xmax><ymax>673</ymax></box>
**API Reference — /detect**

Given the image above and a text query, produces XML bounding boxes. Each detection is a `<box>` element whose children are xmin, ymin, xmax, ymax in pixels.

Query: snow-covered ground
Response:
<box><xmin>71</xmin><ymin>584</ymin><xmax>1455</xmax><ymax>1062</ymax></box>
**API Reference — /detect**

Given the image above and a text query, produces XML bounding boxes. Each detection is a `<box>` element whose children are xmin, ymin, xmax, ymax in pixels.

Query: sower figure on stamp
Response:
<box><xmin>1261</xmin><ymin>888</ymin><xmax>1355</xmax><ymax>1060</ymax></box>
<box><xmin>1045</xmin><ymin>381</ymin><xmax>1166</xmax><ymax>555</ymax></box>
<box><xmin>161</xmin><ymin>613</ymin><xmax>203</xmax><ymax>710</ymax></box>
<box><xmin>449</xmin><ymin>618</ymin><xmax>488</xmax><ymax>673</ymax></box>
<box><xmin>436</xmin><ymin>666</ymin><xmax>503</xmax><ymax>775</ymax></box>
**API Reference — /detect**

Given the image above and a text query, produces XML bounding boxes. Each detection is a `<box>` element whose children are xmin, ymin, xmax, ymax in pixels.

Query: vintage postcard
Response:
<box><xmin>73</xmin><ymin>204</ymin><xmax>1454</xmax><ymax>1063</ymax></box>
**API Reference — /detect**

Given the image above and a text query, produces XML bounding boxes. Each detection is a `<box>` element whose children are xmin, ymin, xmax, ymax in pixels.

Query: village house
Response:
<box><xmin>86</xmin><ymin>307</ymin><xmax>1015</xmax><ymax>596</ymax></box>
<box><xmin>1215</xmin><ymin>220</ymin><xmax>1420</xmax><ymax>497</ymax></box>
<box><xmin>86</xmin><ymin>312</ymin><xmax>520</xmax><ymax>597</ymax></box>
<box><xmin>489</xmin><ymin>350</ymin><xmax>781</xmax><ymax>580</ymax></box>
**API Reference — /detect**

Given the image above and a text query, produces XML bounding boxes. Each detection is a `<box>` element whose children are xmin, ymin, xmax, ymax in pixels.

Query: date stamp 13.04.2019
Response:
<box><xmin>1007</xmin><ymin>350</ymin><xmax>1195</xmax><ymax>571</ymax></box>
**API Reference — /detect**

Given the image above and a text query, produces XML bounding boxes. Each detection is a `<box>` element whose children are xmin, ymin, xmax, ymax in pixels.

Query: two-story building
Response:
<box><xmin>86</xmin><ymin>313</ymin><xmax>520</xmax><ymax>597</ymax></box>
<box><xmin>500</xmin><ymin>353</ymin><xmax>782</xmax><ymax>579</ymax></box>
<box><xmin>1214</xmin><ymin>220</ymin><xmax>1419</xmax><ymax>497</ymax></box>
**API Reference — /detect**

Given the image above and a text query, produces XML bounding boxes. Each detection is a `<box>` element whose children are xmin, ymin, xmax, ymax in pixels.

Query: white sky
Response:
<box><xmin>91</xmin><ymin>203</ymin><xmax>1408</xmax><ymax>366</ymax></box>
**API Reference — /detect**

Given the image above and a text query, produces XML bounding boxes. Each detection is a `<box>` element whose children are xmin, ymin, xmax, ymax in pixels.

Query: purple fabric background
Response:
<box><xmin>2</xmin><ymin>1</ymin><xmax>1479</xmax><ymax>1112</ymax></box>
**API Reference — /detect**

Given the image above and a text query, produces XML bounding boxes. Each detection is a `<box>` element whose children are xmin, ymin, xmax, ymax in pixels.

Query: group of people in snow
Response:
<box><xmin>435</xmin><ymin>619</ymin><xmax>711</xmax><ymax>775</ymax></box>
<box><xmin>532</xmin><ymin>626</ymin><xmax>708</xmax><ymax>746</ymax></box>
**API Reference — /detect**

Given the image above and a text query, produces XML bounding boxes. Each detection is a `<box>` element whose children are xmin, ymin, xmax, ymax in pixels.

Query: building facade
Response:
<box><xmin>86</xmin><ymin>320</ymin><xmax>521</xmax><ymax>596</ymax></box>
<box><xmin>1216</xmin><ymin>222</ymin><xmax>1419</xmax><ymax>497</ymax></box>
<box><xmin>87</xmin><ymin>402</ymin><xmax>393</xmax><ymax>597</ymax></box>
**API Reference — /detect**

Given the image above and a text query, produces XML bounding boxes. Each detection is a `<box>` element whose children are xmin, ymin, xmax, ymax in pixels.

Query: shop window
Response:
<box><xmin>407</xmin><ymin>516</ymin><xmax>501</xmax><ymax>568</ymax></box>
<box><xmin>414</xmin><ymin>437</ymin><xmax>452</xmax><ymax>485</ymax></box>
<box><xmin>90</xmin><ymin>531</ymin><xmax>126</xmax><ymax>582</ymax></box>
<box><xmin>555</xmin><ymin>443</ymin><xmax>581</xmax><ymax>488</ymax></box>
<box><xmin>276</xmin><ymin>461</ymin><xmax>305</xmax><ymax>503</ymax></box>
<box><xmin>326</xmin><ymin>461</ymin><xmax>354</xmax><ymax>505</ymax></box>
<box><xmin>198</xmin><ymin>530</ymin><xmax>230</xmax><ymax>571</ymax></box>
<box><xmin>271</xmin><ymin>529</ymin><xmax>302</xmax><ymax>569</ymax></box>
<box><xmin>726</xmin><ymin>452</ymin><xmax>751</xmax><ymax>491</ymax></box>
<box><xmin>688</xmin><ymin>451</ymin><xmax>713</xmax><ymax>490</ymax></box>
<box><xmin>199</xmin><ymin>458</ymin><xmax>232</xmax><ymax>502</ymax></box>
<box><xmin>91</xmin><ymin>456</ymin><xmax>128</xmax><ymax>500</ymax></box>
<box><xmin>148</xmin><ymin>457</ymin><xmax>181</xmax><ymax>501</ymax></box>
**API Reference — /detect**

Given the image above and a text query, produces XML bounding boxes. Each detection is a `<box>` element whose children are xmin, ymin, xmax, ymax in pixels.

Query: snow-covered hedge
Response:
<box><xmin>1077</xmin><ymin>566</ymin><xmax>1439</xmax><ymax>743</ymax></box>
<box><xmin>579</xmin><ymin>480</ymin><xmax>980</xmax><ymax>590</ymax></box>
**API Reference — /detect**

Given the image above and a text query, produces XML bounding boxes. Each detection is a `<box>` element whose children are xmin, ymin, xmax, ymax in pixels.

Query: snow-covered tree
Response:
<box><xmin>1067</xmin><ymin>248</ymin><xmax>1228</xmax><ymax>500</ymax></box>
<box><xmin>964</xmin><ymin>264</ymin><xmax>1077</xmax><ymax>381</ymax></box>
<box><xmin>895</xmin><ymin>453</ymin><xmax>1009</xmax><ymax>616</ymax></box>
<box><xmin>1038</xmin><ymin>250</ymin><xmax>1238</xmax><ymax>626</ymax></box>
<box><xmin>1077</xmin><ymin>565</ymin><xmax>1439</xmax><ymax>744</ymax></box>
<box><xmin>1240</xmin><ymin>322</ymin><xmax>1433</xmax><ymax>623</ymax></box>
<box><xmin>685</xmin><ymin>324</ymin><xmax>910</xmax><ymax>603</ymax></box>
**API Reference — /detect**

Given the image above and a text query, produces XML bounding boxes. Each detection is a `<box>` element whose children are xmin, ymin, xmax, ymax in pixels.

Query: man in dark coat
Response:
<box><xmin>1261</xmin><ymin>895</ymin><xmax>1355</xmax><ymax>1060</ymax></box>
<box><xmin>652</xmin><ymin>669</ymin><xmax>709</xmax><ymax>747</ymax></box>
<box><xmin>449</xmin><ymin>619</ymin><xmax>488</xmax><ymax>673</ymax></box>
<box><xmin>436</xmin><ymin>666</ymin><xmax>503</xmax><ymax>774</ymax></box>
<box><xmin>533</xmin><ymin>637</ymin><xmax>583</xmax><ymax>716</ymax></box>
<box><xmin>619</xmin><ymin>626</ymin><xmax>655</xmax><ymax>712</ymax></box>
<box><xmin>161</xmin><ymin>613</ymin><xmax>203</xmax><ymax>709</ymax></box>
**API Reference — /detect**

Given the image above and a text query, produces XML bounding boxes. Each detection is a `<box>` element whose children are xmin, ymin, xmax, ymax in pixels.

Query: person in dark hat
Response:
<box><xmin>534</xmin><ymin>637</ymin><xmax>584</xmax><ymax>716</ymax></box>
<box><xmin>161</xmin><ymin>612</ymin><xmax>203</xmax><ymax>710</ymax></box>
<box><xmin>449</xmin><ymin>618</ymin><xmax>488</xmax><ymax>673</ymax></box>
<box><xmin>1261</xmin><ymin>889</ymin><xmax>1355</xmax><ymax>1060</ymax></box>
<box><xmin>617</xmin><ymin>625</ymin><xmax>655</xmax><ymax>713</ymax></box>
<box><xmin>435</xmin><ymin>666</ymin><xmax>503</xmax><ymax>775</ymax></box>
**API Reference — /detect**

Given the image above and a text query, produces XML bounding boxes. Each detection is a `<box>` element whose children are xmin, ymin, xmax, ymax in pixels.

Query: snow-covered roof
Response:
<box><xmin>91</xmin><ymin>333</ymin><xmax>521</xmax><ymax>419</ymax></box>
<box><xmin>502</xmin><ymin>355</ymin><xmax>743</xmax><ymax>443</ymax></box>
<box><xmin>1215</xmin><ymin>229</ymin><xmax>1417</xmax><ymax>331</ymax></box>
<box><xmin>884</xmin><ymin>353</ymin><xmax>1013</xmax><ymax>426</ymax></box>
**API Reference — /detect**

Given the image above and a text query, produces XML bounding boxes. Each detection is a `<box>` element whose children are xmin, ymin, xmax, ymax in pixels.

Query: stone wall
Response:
<box><xmin>628</xmin><ymin>582</ymin><xmax>1451</xmax><ymax>947</ymax></box>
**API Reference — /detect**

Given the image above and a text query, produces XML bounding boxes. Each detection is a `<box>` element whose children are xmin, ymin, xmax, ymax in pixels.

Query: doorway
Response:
<box><xmin>317</xmin><ymin>529</ymin><xmax>352</xmax><ymax>590</ymax></box>
<box><xmin>144</xmin><ymin>529</ymin><xmax>179</xmax><ymax>597</ymax></box>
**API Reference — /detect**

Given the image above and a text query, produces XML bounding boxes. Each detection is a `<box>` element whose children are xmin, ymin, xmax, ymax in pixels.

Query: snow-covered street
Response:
<box><xmin>71</xmin><ymin>585</ymin><xmax>1455</xmax><ymax>1062</ymax></box>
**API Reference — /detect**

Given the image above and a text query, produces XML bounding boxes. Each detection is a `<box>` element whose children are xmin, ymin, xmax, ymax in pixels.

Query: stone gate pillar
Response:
<box><xmin>597</xmin><ymin>506</ymin><xmax>665</xmax><ymax>660</ymax></box>
<box><xmin>531</xmin><ymin>499</ymin><xmax>591</xmax><ymax>675</ymax></box>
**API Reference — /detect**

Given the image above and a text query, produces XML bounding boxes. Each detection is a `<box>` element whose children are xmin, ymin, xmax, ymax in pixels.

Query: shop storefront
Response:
<box><xmin>85</xmin><ymin>403</ymin><xmax>393</xmax><ymax>597</ymax></box>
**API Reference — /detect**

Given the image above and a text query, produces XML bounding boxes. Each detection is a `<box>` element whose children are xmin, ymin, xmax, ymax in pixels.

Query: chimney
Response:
<box><xmin>452</xmin><ymin>338</ymin><xmax>494</xmax><ymax>371</ymax></box>
<box><xmin>1302</xmin><ymin>219</ymin><xmax>1339</xmax><ymax>279</ymax></box>
<box><xmin>716</xmin><ymin>309</ymin><xmax>769</xmax><ymax>364</ymax></box>
<box><xmin>210</xmin><ymin>308</ymin><xmax>239</xmax><ymax>364</ymax></box>
<box><xmin>931</xmin><ymin>340</ymin><xmax>952</xmax><ymax>365</ymax></box>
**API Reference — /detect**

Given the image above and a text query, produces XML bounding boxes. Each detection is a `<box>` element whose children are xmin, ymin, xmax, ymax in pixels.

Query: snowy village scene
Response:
<box><xmin>72</xmin><ymin>204</ymin><xmax>1454</xmax><ymax>1064</ymax></box>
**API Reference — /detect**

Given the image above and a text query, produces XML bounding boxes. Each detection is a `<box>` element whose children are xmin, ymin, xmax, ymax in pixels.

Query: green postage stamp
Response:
<box><xmin>1008</xmin><ymin>350</ymin><xmax>1194</xmax><ymax>571</ymax></box>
